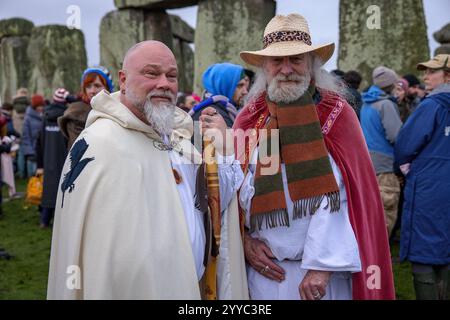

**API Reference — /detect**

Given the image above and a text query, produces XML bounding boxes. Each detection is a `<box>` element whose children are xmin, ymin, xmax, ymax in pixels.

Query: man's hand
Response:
<box><xmin>299</xmin><ymin>270</ymin><xmax>331</xmax><ymax>300</ymax></box>
<box><xmin>244</xmin><ymin>233</ymin><xmax>285</xmax><ymax>282</ymax></box>
<box><xmin>199</xmin><ymin>107</ymin><xmax>233</xmax><ymax>155</ymax></box>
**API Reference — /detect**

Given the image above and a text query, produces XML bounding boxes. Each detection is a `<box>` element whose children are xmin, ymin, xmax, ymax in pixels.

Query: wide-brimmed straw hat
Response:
<box><xmin>240</xmin><ymin>14</ymin><xmax>335</xmax><ymax>67</ymax></box>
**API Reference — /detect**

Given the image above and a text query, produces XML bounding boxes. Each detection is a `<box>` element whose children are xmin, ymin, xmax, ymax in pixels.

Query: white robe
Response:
<box><xmin>240</xmin><ymin>148</ymin><xmax>361</xmax><ymax>300</ymax></box>
<box><xmin>47</xmin><ymin>91</ymin><xmax>248</xmax><ymax>300</ymax></box>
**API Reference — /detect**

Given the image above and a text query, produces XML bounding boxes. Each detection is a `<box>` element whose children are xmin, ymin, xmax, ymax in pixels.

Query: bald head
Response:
<box><xmin>122</xmin><ymin>40</ymin><xmax>175</xmax><ymax>71</ymax></box>
<box><xmin>118</xmin><ymin>40</ymin><xmax>179</xmax><ymax>123</ymax></box>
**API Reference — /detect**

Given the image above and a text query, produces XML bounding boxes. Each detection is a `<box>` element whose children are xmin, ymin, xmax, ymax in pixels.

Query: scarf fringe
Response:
<box><xmin>250</xmin><ymin>209</ymin><xmax>289</xmax><ymax>232</ymax></box>
<box><xmin>292</xmin><ymin>190</ymin><xmax>341</xmax><ymax>220</ymax></box>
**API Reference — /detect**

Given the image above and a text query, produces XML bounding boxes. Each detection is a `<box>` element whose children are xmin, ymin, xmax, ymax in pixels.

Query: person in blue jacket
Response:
<box><xmin>190</xmin><ymin>63</ymin><xmax>250</xmax><ymax>128</ymax></box>
<box><xmin>394</xmin><ymin>54</ymin><xmax>450</xmax><ymax>300</ymax></box>
<box><xmin>360</xmin><ymin>66</ymin><xmax>403</xmax><ymax>236</ymax></box>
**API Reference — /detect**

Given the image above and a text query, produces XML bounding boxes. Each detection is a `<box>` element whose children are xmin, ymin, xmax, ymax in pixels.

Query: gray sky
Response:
<box><xmin>0</xmin><ymin>0</ymin><xmax>449</xmax><ymax>70</ymax></box>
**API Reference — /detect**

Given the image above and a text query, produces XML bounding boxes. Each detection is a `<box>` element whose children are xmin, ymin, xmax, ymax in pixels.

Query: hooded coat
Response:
<box><xmin>395</xmin><ymin>84</ymin><xmax>450</xmax><ymax>265</ymax></box>
<box><xmin>47</xmin><ymin>90</ymin><xmax>248</xmax><ymax>299</ymax></box>
<box><xmin>191</xmin><ymin>63</ymin><xmax>244</xmax><ymax>128</ymax></box>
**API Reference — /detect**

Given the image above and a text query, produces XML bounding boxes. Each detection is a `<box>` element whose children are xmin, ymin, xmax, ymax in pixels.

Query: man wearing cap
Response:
<box><xmin>395</xmin><ymin>54</ymin><xmax>450</xmax><ymax>300</ymax></box>
<box><xmin>233</xmin><ymin>14</ymin><xmax>394</xmax><ymax>300</ymax></box>
<box><xmin>360</xmin><ymin>66</ymin><xmax>403</xmax><ymax>237</ymax></box>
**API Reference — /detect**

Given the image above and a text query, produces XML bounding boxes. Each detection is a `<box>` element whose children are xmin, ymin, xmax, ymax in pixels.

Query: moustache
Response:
<box><xmin>146</xmin><ymin>90</ymin><xmax>176</xmax><ymax>104</ymax></box>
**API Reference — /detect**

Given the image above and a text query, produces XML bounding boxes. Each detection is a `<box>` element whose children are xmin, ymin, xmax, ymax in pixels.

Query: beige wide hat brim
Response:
<box><xmin>240</xmin><ymin>41</ymin><xmax>335</xmax><ymax>67</ymax></box>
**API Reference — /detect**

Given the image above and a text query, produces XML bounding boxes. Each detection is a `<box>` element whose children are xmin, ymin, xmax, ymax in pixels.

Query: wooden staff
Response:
<box><xmin>203</xmin><ymin>138</ymin><xmax>221</xmax><ymax>300</ymax></box>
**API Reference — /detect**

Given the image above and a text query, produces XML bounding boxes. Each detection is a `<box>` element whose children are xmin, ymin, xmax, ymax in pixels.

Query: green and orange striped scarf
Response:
<box><xmin>250</xmin><ymin>85</ymin><xmax>340</xmax><ymax>231</ymax></box>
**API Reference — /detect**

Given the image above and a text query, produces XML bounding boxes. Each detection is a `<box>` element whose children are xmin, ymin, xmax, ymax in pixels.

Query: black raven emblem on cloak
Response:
<box><xmin>60</xmin><ymin>138</ymin><xmax>95</xmax><ymax>208</ymax></box>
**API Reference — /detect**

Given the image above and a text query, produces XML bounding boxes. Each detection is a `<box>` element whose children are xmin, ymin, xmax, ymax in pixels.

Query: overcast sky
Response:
<box><xmin>0</xmin><ymin>0</ymin><xmax>449</xmax><ymax>70</ymax></box>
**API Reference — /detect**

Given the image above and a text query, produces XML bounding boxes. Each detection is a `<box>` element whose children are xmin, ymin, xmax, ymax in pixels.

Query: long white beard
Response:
<box><xmin>144</xmin><ymin>99</ymin><xmax>175</xmax><ymax>137</ymax></box>
<box><xmin>267</xmin><ymin>72</ymin><xmax>311</xmax><ymax>104</ymax></box>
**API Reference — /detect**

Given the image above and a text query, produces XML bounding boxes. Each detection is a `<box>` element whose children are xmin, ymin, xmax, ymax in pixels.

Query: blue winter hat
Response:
<box><xmin>202</xmin><ymin>63</ymin><xmax>244</xmax><ymax>102</ymax></box>
<box><xmin>81</xmin><ymin>66</ymin><xmax>114</xmax><ymax>92</ymax></box>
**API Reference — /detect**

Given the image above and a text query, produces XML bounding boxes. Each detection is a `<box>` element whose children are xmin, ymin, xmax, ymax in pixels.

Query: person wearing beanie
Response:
<box><xmin>53</xmin><ymin>88</ymin><xmax>70</xmax><ymax>104</ymax></box>
<box><xmin>360</xmin><ymin>66</ymin><xmax>403</xmax><ymax>237</ymax></box>
<box><xmin>58</xmin><ymin>66</ymin><xmax>114</xmax><ymax>149</ymax></box>
<box><xmin>393</xmin><ymin>78</ymin><xmax>412</xmax><ymax>122</ymax></box>
<box><xmin>12</xmin><ymin>88</ymin><xmax>29</xmax><ymax>135</ymax></box>
<box><xmin>394</xmin><ymin>54</ymin><xmax>450</xmax><ymax>300</ymax></box>
<box><xmin>35</xmin><ymin>89</ymin><xmax>69</xmax><ymax>229</ymax></box>
<box><xmin>20</xmin><ymin>94</ymin><xmax>45</xmax><ymax>178</ymax></box>
<box><xmin>190</xmin><ymin>63</ymin><xmax>249</xmax><ymax>129</ymax></box>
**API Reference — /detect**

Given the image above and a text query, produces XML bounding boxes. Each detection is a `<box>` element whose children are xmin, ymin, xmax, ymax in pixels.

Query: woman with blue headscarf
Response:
<box><xmin>190</xmin><ymin>63</ymin><xmax>249</xmax><ymax>128</ymax></box>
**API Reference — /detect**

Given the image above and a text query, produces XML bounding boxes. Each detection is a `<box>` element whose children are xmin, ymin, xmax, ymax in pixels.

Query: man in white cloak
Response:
<box><xmin>47</xmin><ymin>41</ymin><xmax>248</xmax><ymax>300</ymax></box>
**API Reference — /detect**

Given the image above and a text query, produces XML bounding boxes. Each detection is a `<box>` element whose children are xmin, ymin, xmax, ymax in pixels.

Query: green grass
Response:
<box><xmin>0</xmin><ymin>179</ymin><xmax>52</xmax><ymax>299</ymax></box>
<box><xmin>0</xmin><ymin>179</ymin><xmax>416</xmax><ymax>299</ymax></box>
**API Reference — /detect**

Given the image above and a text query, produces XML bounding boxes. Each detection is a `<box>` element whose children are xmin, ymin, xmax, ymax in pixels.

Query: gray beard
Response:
<box><xmin>125</xmin><ymin>86</ymin><xmax>176</xmax><ymax>137</ymax></box>
<box><xmin>144</xmin><ymin>99</ymin><xmax>175</xmax><ymax>137</ymax></box>
<box><xmin>267</xmin><ymin>72</ymin><xmax>311</xmax><ymax>104</ymax></box>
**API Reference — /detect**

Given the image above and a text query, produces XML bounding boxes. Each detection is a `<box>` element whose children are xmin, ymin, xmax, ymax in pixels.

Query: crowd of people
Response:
<box><xmin>0</xmin><ymin>13</ymin><xmax>449</xmax><ymax>300</ymax></box>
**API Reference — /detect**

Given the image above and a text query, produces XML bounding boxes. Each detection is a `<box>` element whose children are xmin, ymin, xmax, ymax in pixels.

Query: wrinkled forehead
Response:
<box><xmin>124</xmin><ymin>43</ymin><xmax>177</xmax><ymax>72</ymax></box>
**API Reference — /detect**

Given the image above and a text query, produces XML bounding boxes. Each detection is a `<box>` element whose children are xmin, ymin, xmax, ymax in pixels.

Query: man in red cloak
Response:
<box><xmin>232</xmin><ymin>13</ymin><xmax>395</xmax><ymax>300</ymax></box>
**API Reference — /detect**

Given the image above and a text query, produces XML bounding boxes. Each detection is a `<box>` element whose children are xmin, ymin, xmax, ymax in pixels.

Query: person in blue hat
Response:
<box><xmin>58</xmin><ymin>66</ymin><xmax>114</xmax><ymax>149</ymax></box>
<box><xmin>190</xmin><ymin>63</ymin><xmax>250</xmax><ymax>128</ymax></box>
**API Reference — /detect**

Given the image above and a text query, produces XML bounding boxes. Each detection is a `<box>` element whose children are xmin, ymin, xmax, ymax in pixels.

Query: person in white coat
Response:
<box><xmin>47</xmin><ymin>41</ymin><xmax>248</xmax><ymax>300</ymax></box>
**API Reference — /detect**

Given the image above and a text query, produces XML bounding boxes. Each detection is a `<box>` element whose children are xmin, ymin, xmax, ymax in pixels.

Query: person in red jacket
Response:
<box><xmin>233</xmin><ymin>13</ymin><xmax>395</xmax><ymax>300</ymax></box>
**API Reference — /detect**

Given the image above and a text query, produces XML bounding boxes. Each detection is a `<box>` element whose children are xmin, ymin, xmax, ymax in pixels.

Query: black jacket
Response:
<box><xmin>36</xmin><ymin>103</ymin><xmax>68</xmax><ymax>208</ymax></box>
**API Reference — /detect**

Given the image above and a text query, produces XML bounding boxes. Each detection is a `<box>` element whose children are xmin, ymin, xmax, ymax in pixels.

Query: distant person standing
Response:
<box><xmin>395</xmin><ymin>54</ymin><xmax>450</xmax><ymax>300</ymax></box>
<box><xmin>58</xmin><ymin>67</ymin><xmax>113</xmax><ymax>149</ymax></box>
<box><xmin>343</xmin><ymin>71</ymin><xmax>363</xmax><ymax>119</ymax></box>
<box><xmin>36</xmin><ymin>89</ymin><xmax>69</xmax><ymax>228</ymax></box>
<box><xmin>21</xmin><ymin>94</ymin><xmax>45</xmax><ymax>177</ymax></box>
<box><xmin>360</xmin><ymin>66</ymin><xmax>403</xmax><ymax>236</ymax></box>
<box><xmin>12</xmin><ymin>88</ymin><xmax>29</xmax><ymax>178</ymax></box>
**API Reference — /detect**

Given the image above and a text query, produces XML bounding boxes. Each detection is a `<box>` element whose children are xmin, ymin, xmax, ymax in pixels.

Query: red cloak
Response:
<box><xmin>233</xmin><ymin>92</ymin><xmax>395</xmax><ymax>300</ymax></box>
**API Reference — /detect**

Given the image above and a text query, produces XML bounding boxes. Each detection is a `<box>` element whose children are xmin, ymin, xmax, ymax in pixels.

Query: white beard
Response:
<box><xmin>267</xmin><ymin>72</ymin><xmax>311</xmax><ymax>104</ymax></box>
<box><xmin>144</xmin><ymin>99</ymin><xmax>175</xmax><ymax>137</ymax></box>
<box><xmin>125</xmin><ymin>86</ymin><xmax>176</xmax><ymax>137</ymax></box>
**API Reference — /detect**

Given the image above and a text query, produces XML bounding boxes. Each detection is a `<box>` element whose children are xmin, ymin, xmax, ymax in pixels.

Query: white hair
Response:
<box><xmin>125</xmin><ymin>84</ymin><xmax>176</xmax><ymax>136</ymax></box>
<box><xmin>144</xmin><ymin>98</ymin><xmax>175</xmax><ymax>137</ymax></box>
<box><xmin>245</xmin><ymin>53</ymin><xmax>348</xmax><ymax>104</ymax></box>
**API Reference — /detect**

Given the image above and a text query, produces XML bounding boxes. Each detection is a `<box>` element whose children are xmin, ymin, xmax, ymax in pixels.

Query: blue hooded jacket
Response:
<box><xmin>394</xmin><ymin>84</ymin><xmax>450</xmax><ymax>265</ymax></box>
<box><xmin>191</xmin><ymin>63</ymin><xmax>244</xmax><ymax>129</ymax></box>
<box><xmin>202</xmin><ymin>63</ymin><xmax>244</xmax><ymax>103</ymax></box>
<box><xmin>361</xmin><ymin>85</ymin><xmax>402</xmax><ymax>157</ymax></box>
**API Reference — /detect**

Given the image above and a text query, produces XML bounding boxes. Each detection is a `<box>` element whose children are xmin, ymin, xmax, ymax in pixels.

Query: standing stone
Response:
<box><xmin>0</xmin><ymin>18</ymin><xmax>34</xmax><ymax>103</ymax></box>
<box><xmin>114</xmin><ymin>0</ymin><xmax>199</xmax><ymax>10</ymax></box>
<box><xmin>27</xmin><ymin>25</ymin><xmax>87</xmax><ymax>98</ymax></box>
<box><xmin>170</xmin><ymin>14</ymin><xmax>195</xmax><ymax>92</ymax></box>
<box><xmin>170</xmin><ymin>14</ymin><xmax>195</xmax><ymax>43</ymax></box>
<box><xmin>99</xmin><ymin>9</ymin><xmax>173</xmax><ymax>88</ymax></box>
<box><xmin>433</xmin><ymin>23</ymin><xmax>450</xmax><ymax>55</ymax></box>
<box><xmin>0</xmin><ymin>18</ymin><xmax>34</xmax><ymax>39</ymax></box>
<box><xmin>338</xmin><ymin>0</ymin><xmax>429</xmax><ymax>86</ymax></box>
<box><xmin>194</xmin><ymin>0</ymin><xmax>276</xmax><ymax>93</ymax></box>
<box><xmin>173</xmin><ymin>38</ymin><xmax>194</xmax><ymax>92</ymax></box>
